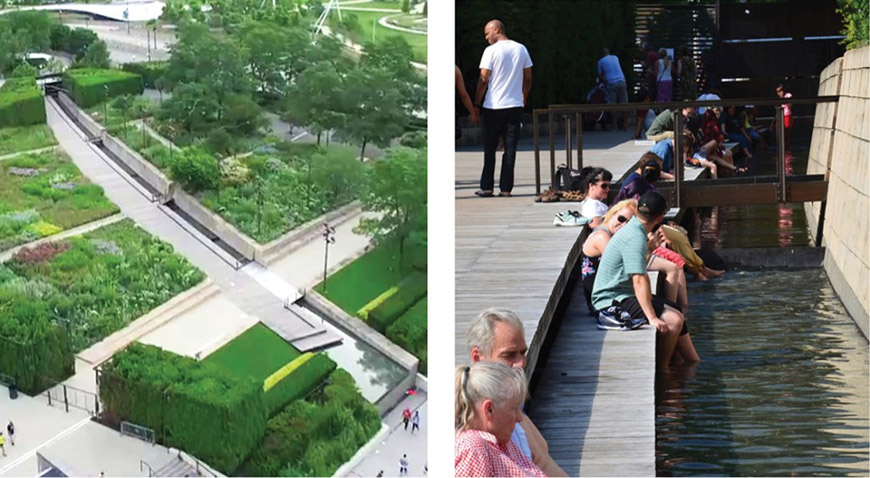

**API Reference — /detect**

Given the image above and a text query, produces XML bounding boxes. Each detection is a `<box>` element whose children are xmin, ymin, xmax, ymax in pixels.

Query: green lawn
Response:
<box><xmin>0</xmin><ymin>124</ymin><xmax>58</xmax><ymax>156</ymax></box>
<box><xmin>204</xmin><ymin>323</ymin><xmax>301</xmax><ymax>382</ymax></box>
<box><xmin>314</xmin><ymin>240</ymin><xmax>416</xmax><ymax>315</ymax></box>
<box><xmin>0</xmin><ymin>150</ymin><xmax>119</xmax><ymax>252</ymax></box>
<box><xmin>341</xmin><ymin>10</ymin><xmax>427</xmax><ymax>63</ymax></box>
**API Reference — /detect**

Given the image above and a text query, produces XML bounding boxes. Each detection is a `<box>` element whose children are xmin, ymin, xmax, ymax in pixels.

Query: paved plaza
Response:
<box><xmin>348</xmin><ymin>392</ymin><xmax>428</xmax><ymax>478</ymax></box>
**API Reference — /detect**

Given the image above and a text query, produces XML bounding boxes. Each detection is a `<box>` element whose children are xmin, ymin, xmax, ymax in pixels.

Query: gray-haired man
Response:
<box><xmin>467</xmin><ymin>308</ymin><xmax>568</xmax><ymax>477</ymax></box>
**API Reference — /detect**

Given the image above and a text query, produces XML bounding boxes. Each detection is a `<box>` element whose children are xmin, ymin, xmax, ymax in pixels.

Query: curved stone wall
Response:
<box><xmin>806</xmin><ymin>46</ymin><xmax>869</xmax><ymax>338</ymax></box>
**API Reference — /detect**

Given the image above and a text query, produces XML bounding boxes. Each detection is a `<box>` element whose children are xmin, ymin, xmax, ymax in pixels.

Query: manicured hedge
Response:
<box><xmin>0</xmin><ymin>305</ymin><xmax>73</xmax><ymax>395</ymax></box>
<box><xmin>368</xmin><ymin>271</ymin><xmax>427</xmax><ymax>333</ymax></box>
<box><xmin>99</xmin><ymin>343</ymin><xmax>267</xmax><ymax>475</ymax></box>
<box><xmin>263</xmin><ymin>352</ymin><xmax>336</xmax><ymax>417</ymax></box>
<box><xmin>386</xmin><ymin>296</ymin><xmax>427</xmax><ymax>375</ymax></box>
<box><xmin>122</xmin><ymin>62</ymin><xmax>169</xmax><ymax>89</ymax></box>
<box><xmin>63</xmin><ymin>68</ymin><xmax>144</xmax><ymax>108</ymax></box>
<box><xmin>0</xmin><ymin>78</ymin><xmax>45</xmax><ymax>128</ymax></box>
<box><xmin>240</xmin><ymin>369</ymin><xmax>381</xmax><ymax>477</ymax></box>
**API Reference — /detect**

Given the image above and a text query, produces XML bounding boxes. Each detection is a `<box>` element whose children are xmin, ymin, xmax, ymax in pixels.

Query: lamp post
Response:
<box><xmin>102</xmin><ymin>84</ymin><xmax>109</xmax><ymax>125</ymax></box>
<box><xmin>322</xmin><ymin>223</ymin><xmax>336</xmax><ymax>292</ymax></box>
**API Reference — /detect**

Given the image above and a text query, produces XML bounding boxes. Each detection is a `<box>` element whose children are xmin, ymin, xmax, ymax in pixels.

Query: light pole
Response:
<box><xmin>322</xmin><ymin>223</ymin><xmax>336</xmax><ymax>292</ymax></box>
<box><xmin>102</xmin><ymin>84</ymin><xmax>109</xmax><ymax>125</ymax></box>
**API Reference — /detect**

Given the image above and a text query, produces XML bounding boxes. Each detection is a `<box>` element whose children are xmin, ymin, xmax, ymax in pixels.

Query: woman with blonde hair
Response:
<box><xmin>455</xmin><ymin>362</ymin><xmax>546</xmax><ymax>477</ymax></box>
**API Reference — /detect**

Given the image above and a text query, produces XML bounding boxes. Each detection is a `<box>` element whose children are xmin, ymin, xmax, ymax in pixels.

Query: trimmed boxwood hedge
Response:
<box><xmin>121</xmin><ymin>62</ymin><xmax>168</xmax><ymax>89</ymax></box>
<box><xmin>99</xmin><ymin>343</ymin><xmax>267</xmax><ymax>474</ymax></box>
<box><xmin>263</xmin><ymin>353</ymin><xmax>336</xmax><ymax>417</ymax></box>
<box><xmin>0</xmin><ymin>78</ymin><xmax>46</xmax><ymax>128</ymax></box>
<box><xmin>368</xmin><ymin>271</ymin><xmax>427</xmax><ymax>333</ymax></box>
<box><xmin>0</xmin><ymin>310</ymin><xmax>73</xmax><ymax>395</ymax></box>
<box><xmin>63</xmin><ymin>68</ymin><xmax>143</xmax><ymax>108</ymax></box>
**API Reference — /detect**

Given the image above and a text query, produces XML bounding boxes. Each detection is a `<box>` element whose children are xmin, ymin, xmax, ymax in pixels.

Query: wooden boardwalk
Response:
<box><xmin>455</xmin><ymin>131</ymin><xmax>699</xmax><ymax>476</ymax></box>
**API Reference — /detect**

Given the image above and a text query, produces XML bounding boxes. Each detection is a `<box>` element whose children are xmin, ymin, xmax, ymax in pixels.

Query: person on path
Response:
<box><xmin>655</xmin><ymin>48</ymin><xmax>674</xmax><ymax>103</ymax></box>
<box><xmin>676</xmin><ymin>44</ymin><xmax>697</xmax><ymax>101</ymax></box>
<box><xmin>411</xmin><ymin>410</ymin><xmax>421</xmax><ymax>434</ymax></box>
<box><xmin>467</xmin><ymin>309</ymin><xmax>568</xmax><ymax>476</ymax></box>
<box><xmin>456</xmin><ymin>65</ymin><xmax>479</xmax><ymax>139</ymax></box>
<box><xmin>772</xmin><ymin>83</ymin><xmax>793</xmax><ymax>155</ymax></box>
<box><xmin>473</xmin><ymin>19</ymin><xmax>533</xmax><ymax>198</ymax></box>
<box><xmin>376</xmin><ymin>471</ymin><xmax>384</xmax><ymax>477</ymax></box>
<box><xmin>598</xmin><ymin>48</ymin><xmax>628</xmax><ymax>130</ymax></box>
<box><xmin>5</xmin><ymin>421</ymin><xmax>13</xmax><ymax>446</ymax></box>
<box><xmin>591</xmin><ymin>191</ymin><xmax>699</xmax><ymax>368</ymax></box>
<box><xmin>399</xmin><ymin>454</ymin><xmax>409</xmax><ymax>476</ymax></box>
<box><xmin>0</xmin><ymin>431</ymin><xmax>5</xmax><ymax>457</ymax></box>
<box><xmin>402</xmin><ymin>407</ymin><xmax>412</xmax><ymax>431</ymax></box>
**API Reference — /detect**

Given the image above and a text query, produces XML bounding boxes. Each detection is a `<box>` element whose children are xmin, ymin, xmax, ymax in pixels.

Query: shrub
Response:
<box><xmin>169</xmin><ymin>147</ymin><xmax>220</xmax><ymax>193</ymax></box>
<box><xmin>50</xmin><ymin>24</ymin><xmax>99</xmax><ymax>60</ymax></box>
<box><xmin>263</xmin><ymin>353</ymin><xmax>336</xmax><ymax>417</ymax></box>
<box><xmin>11</xmin><ymin>241</ymin><xmax>71</xmax><ymax>264</ymax></box>
<box><xmin>100</xmin><ymin>343</ymin><xmax>268</xmax><ymax>475</ymax></box>
<box><xmin>0</xmin><ymin>78</ymin><xmax>45</xmax><ymax>128</ymax></box>
<box><xmin>368</xmin><ymin>271</ymin><xmax>427</xmax><ymax>333</ymax></box>
<box><xmin>240</xmin><ymin>369</ymin><xmax>381</xmax><ymax>477</ymax></box>
<box><xmin>121</xmin><ymin>62</ymin><xmax>169</xmax><ymax>89</ymax></box>
<box><xmin>63</xmin><ymin>68</ymin><xmax>144</xmax><ymax>108</ymax></box>
<box><xmin>386</xmin><ymin>296</ymin><xmax>427</xmax><ymax>374</ymax></box>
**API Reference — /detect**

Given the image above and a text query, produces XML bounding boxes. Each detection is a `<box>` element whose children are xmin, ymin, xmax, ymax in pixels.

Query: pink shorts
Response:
<box><xmin>652</xmin><ymin>246</ymin><xmax>686</xmax><ymax>269</ymax></box>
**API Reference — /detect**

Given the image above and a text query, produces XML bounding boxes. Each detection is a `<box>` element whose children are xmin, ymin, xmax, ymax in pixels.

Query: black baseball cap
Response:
<box><xmin>638</xmin><ymin>191</ymin><xmax>667</xmax><ymax>218</ymax></box>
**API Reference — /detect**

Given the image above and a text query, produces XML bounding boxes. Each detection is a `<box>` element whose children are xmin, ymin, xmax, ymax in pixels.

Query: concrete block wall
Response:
<box><xmin>806</xmin><ymin>46</ymin><xmax>870</xmax><ymax>338</ymax></box>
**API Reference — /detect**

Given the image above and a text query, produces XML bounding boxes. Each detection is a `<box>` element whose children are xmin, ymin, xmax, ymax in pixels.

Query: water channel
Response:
<box><xmin>657</xmin><ymin>145</ymin><xmax>869</xmax><ymax>476</ymax></box>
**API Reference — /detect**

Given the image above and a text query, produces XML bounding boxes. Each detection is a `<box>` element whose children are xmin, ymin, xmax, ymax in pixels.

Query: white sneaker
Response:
<box><xmin>553</xmin><ymin>211</ymin><xmax>590</xmax><ymax>227</ymax></box>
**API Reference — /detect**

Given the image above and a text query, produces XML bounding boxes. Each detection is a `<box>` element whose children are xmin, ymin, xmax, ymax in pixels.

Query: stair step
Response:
<box><xmin>290</xmin><ymin>329</ymin><xmax>342</xmax><ymax>352</ymax></box>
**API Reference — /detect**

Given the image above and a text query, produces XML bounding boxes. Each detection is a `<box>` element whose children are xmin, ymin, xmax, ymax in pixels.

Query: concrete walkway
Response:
<box><xmin>379</xmin><ymin>14</ymin><xmax>427</xmax><ymax>35</ymax></box>
<box><xmin>347</xmin><ymin>392</ymin><xmax>428</xmax><ymax>478</ymax></box>
<box><xmin>45</xmin><ymin>96</ymin><xmax>338</xmax><ymax>350</ymax></box>
<box><xmin>0</xmin><ymin>2</ymin><xmax>165</xmax><ymax>22</ymax></box>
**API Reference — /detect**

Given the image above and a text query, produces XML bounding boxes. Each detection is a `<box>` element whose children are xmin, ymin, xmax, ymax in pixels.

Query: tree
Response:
<box><xmin>340</xmin><ymin>65</ymin><xmax>410</xmax><ymax>160</ymax></box>
<box><xmin>838</xmin><ymin>0</ymin><xmax>869</xmax><ymax>49</ymax></box>
<box><xmin>169</xmin><ymin>147</ymin><xmax>220</xmax><ymax>193</ymax></box>
<box><xmin>283</xmin><ymin>63</ymin><xmax>346</xmax><ymax>145</ymax></box>
<box><xmin>310</xmin><ymin>147</ymin><xmax>365</xmax><ymax>204</ymax></box>
<box><xmin>10</xmin><ymin>62</ymin><xmax>38</xmax><ymax>78</ymax></box>
<box><xmin>401</xmin><ymin>0</ymin><xmax>410</xmax><ymax>13</ymax></box>
<box><xmin>357</xmin><ymin>147</ymin><xmax>427</xmax><ymax>269</ymax></box>
<box><xmin>81</xmin><ymin>40</ymin><xmax>111</xmax><ymax>68</ymax></box>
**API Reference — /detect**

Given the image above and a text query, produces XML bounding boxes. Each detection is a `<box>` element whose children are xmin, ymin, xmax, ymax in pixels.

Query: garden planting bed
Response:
<box><xmin>0</xmin><ymin>124</ymin><xmax>58</xmax><ymax>156</ymax></box>
<box><xmin>0</xmin><ymin>148</ymin><xmax>119</xmax><ymax>253</ymax></box>
<box><xmin>315</xmin><ymin>240</ymin><xmax>428</xmax><ymax>374</ymax></box>
<box><xmin>0</xmin><ymin>219</ymin><xmax>205</xmax><ymax>394</ymax></box>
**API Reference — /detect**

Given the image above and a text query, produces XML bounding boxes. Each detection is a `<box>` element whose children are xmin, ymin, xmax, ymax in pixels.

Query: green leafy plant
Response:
<box><xmin>63</xmin><ymin>68</ymin><xmax>144</xmax><ymax>108</ymax></box>
<box><xmin>0</xmin><ymin>77</ymin><xmax>45</xmax><ymax>128</ymax></box>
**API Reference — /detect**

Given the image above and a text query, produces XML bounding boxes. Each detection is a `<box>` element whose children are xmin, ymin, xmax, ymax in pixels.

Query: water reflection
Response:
<box><xmin>656</xmin><ymin>270</ymin><xmax>869</xmax><ymax>476</ymax></box>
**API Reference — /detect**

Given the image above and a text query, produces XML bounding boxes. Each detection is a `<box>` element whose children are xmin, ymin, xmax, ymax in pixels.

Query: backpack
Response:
<box><xmin>554</xmin><ymin>165</ymin><xmax>584</xmax><ymax>192</ymax></box>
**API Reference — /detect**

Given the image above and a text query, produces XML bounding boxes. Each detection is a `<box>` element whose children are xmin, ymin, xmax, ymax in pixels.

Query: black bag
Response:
<box><xmin>555</xmin><ymin>165</ymin><xmax>584</xmax><ymax>192</ymax></box>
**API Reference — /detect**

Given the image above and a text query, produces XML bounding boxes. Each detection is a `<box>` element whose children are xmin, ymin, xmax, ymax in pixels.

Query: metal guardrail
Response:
<box><xmin>42</xmin><ymin>377</ymin><xmax>101</xmax><ymax>416</ymax></box>
<box><xmin>532</xmin><ymin>96</ymin><xmax>839</xmax><ymax>209</ymax></box>
<box><xmin>140</xmin><ymin>459</ymin><xmax>155</xmax><ymax>477</ymax></box>
<box><xmin>121</xmin><ymin>420</ymin><xmax>156</xmax><ymax>444</ymax></box>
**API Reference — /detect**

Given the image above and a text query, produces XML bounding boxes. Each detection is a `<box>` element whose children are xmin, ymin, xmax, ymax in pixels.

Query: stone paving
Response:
<box><xmin>348</xmin><ymin>391</ymin><xmax>428</xmax><ymax>478</ymax></box>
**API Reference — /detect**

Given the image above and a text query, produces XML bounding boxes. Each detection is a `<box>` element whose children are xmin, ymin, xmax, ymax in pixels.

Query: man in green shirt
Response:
<box><xmin>646</xmin><ymin>106</ymin><xmax>695</xmax><ymax>142</ymax></box>
<box><xmin>591</xmin><ymin>191</ymin><xmax>699</xmax><ymax>368</ymax></box>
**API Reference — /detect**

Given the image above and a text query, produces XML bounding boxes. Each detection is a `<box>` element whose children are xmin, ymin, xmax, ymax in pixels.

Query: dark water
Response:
<box><xmin>691</xmin><ymin>148</ymin><xmax>814</xmax><ymax>249</ymax></box>
<box><xmin>656</xmin><ymin>269</ymin><xmax>870</xmax><ymax>476</ymax></box>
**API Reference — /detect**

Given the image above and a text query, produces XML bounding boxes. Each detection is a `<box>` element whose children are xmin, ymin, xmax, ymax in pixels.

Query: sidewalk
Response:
<box><xmin>348</xmin><ymin>392</ymin><xmax>428</xmax><ymax>478</ymax></box>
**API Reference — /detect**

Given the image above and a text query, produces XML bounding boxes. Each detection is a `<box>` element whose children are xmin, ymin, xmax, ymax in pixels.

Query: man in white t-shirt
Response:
<box><xmin>597</xmin><ymin>48</ymin><xmax>627</xmax><ymax>131</ymax></box>
<box><xmin>473</xmin><ymin>19</ymin><xmax>532</xmax><ymax>197</ymax></box>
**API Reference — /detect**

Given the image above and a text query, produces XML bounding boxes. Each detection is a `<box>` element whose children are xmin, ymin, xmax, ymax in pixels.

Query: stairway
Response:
<box><xmin>152</xmin><ymin>455</ymin><xmax>199</xmax><ymax>477</ymax></box>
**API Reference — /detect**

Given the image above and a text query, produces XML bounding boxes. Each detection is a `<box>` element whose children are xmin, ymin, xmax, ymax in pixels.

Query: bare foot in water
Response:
<box><xmin>704</xmin><ymin>266</ymin><xmax>725</xmax><ymax>279</ymax></box>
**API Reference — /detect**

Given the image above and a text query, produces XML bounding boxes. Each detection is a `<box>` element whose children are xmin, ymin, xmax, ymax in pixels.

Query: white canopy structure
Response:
<box><xmin>0</xmin><ymin>1</ymin><xmax>165</xmax><ymax>22</ymax></box>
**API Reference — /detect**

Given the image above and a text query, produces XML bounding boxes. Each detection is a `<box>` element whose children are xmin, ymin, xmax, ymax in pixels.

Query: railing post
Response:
<box><xmin>776</xmin><ymin>106</ymin><xmax>787</xmax><ymax>202</ymax></box>
<box><xmin>63</xmin><ymin>385</ymin><xmax>69</xmax><ymax>413</ymax></box>
<box><xmin>548</xmin><ymin>111</ymin><xmax>556</xmax><ymax>189</ymax></box>
<box><xmin>533</xmin><ymin>111</ymin><xmax>540</xmax><ymax>195</ymax></box>
<box><xmin>674</xmin><ymin>110</ymin><xmax>683</xmax><ymax>210</ymax></box>
<box><xmin>576</xmin><ymin>112</ymin><xmax>583</xmax><ymax>171</ymax></box>
<box><xmin>563</xmin><ymin>114</ymin><xmax>572</xmax><ymax>170</ymax></box>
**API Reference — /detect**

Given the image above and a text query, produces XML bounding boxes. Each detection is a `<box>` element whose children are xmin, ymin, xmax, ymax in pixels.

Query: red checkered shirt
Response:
<box><xmin>455</xmin><ymin>429</ymin><xmax>547</xmax><ymax>477</ymax></box>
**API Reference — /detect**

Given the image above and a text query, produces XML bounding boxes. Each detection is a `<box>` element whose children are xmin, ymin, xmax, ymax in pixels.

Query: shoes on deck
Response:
<box><xmin>596</xmin><ymin>306</ymin><xmax>647</xmax><ymax>331</ymax></box>
<box><xmin>553</xmin><ymin>211</ymin><xmax>591</xmax><ymax>227</ymax></box>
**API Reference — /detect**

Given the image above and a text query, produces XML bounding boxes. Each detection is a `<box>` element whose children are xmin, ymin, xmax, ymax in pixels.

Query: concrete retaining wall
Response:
<box><xmin>171</xmin><ymin>188</ymin><xmax>260</xmax><ymax>260</ymax></box>
<box><xmin>259</xmin><ymin>202</ymin><xmax>362</xmax><ymax>265</ymax></box>
<box><xmin>805</xmin><ymin>46</ymin><xmax>870</xmax><ymax>338</ymax></box>
<box><xmin>57</xmin><ymin>92</ymin><xmax>104</xmax><ymax>139</ymax></box>
<box><xmin>102</xmin><ymin>133</ymin><xmax>174</xmax><ymax>200</ymax></box>
<box><xmin>302</xmin><ymin>289</ymin><xmax>418</xmax><ymax>415</ymax></box>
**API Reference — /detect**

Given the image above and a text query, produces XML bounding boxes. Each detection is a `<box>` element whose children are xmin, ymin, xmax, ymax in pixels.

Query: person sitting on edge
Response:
<box><xmin>720</xmin><ymin>105</ymin><xmax>752</xmax><ymax>160</ymax></box>
<box><xmin>740</xmin><ymin>105</ymin><xmax>767</xmax><ymax>151</ymax></box>
<box><xmin>591</xmin><ymin>191</ymin><xmax>700</xmax><ymax>368</ymax></box>
<box><xmin>455</xmin><ymin>361</ymin><xmax>546</xmax><ymax>477</ymax></box>
<box><xmin>646</xmin><ymin>105</ymin><xmax>695</xmax><ymax>143</ymax></box>
<box><xmin>577</xmin><ymin>167</ymin><xmax>613</xmax><ymax>227</ymax></box>
<box><xmin>614</xmin><ymin>154</ymin><xmax>662</xmax><ymax>203</ymax></box>
<box><xmin>467</xmin><ymin>308</ymin><xmax>567</xmax><ymax>476</ymax></box>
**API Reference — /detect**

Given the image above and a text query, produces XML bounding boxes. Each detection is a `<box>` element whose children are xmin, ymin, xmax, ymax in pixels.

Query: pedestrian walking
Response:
<box><xmin>473</xmin><ymin>19</ymin><xmax>533</xmax><ymax>198</ymax></box>
<box><xmin>402</xmin><ymin>407</ymin><xmax>411</xmax><ymax>431</ymax></box>
<box><xmin>411</xmin><ymin>410</ymin><xmax>420</xmax><ymax>434</ymax></box>
<box><xmin>399</xmin><ymin>454</ymin><xmax>409</xmax><ymax>476</ymax></box>
<box><xmin>598</xmin><ymin>48</ymin><xmax>629</xmax><ymax>130</ymax></box>
<box><xmin>5</xmin><ymin>421</ymin><xmax>13</xmax><ymax>446</ymax></box>
<box><xmin>0</xmin><ymin>431</ymin><xmax>6</xmax><ymax>457</ymax></box>
<box><xmin>376</xmin><ymin>471</ymin><xmax>384</xmax><ymax>477</ymax></box>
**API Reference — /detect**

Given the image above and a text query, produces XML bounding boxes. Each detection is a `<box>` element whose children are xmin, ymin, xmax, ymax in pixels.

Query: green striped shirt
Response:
<box><xmin>591</xmin><ymin>217</ymin><xmax>648</xmax><ymax>310</ymax></box>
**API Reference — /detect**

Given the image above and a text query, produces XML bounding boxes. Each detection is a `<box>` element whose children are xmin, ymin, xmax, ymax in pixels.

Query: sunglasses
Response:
<box><xmin>616</xmin><ymin>215</ymin><xmax>629</xmax><ymax>224</ymax></box>
<box><xmin>598</xmin><ymin>182</ymin><xmax>611</xmax><ymax>188</ymax></box>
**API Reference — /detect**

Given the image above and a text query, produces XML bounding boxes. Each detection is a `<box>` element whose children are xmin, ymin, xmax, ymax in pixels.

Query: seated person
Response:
<box><xmin>740</xmin><ymin>105</ymin><xmax>767</xmax><ymax>150</ymax></box>
<box><xmin>701</xmin><ymin>109</ymin><xmax>745</xmax><ymax>175</ymax></box>
<box><xmin>654</xmin><ymin>131</ymin><xmax>720</xmax><ymax>179</ymax></box>
<box><xmin>615</xmin><ymin>153</ymin><xmax>661</xmax><ymax>203</ymax></box>
<box><xmin>455</xmin><ymin>361</ymin><xmax>546</xmax><ymax>477</ymax></box>
<box><xmin>577</xmin><ymin>167</ymin><xmax>613</xmax><ymax>227</ymax></box>
<box><xmin>646</xmin><ymin>105</ymin><xmax>695</xmax><ymax>142</ymax></box>
<box><xmin>592</xmin><ymin>191</ymin><xmax>700</xmax><ymax>368</ymax></box>
<box><xmin>634</xmin><ymin>88</ymin><xmax>656</xmax><ymax>140</ymax></box>
<box><xmin>720</xmin><ymin>105</ymin><xmax>752</xmax><ymax>159</ymax></box>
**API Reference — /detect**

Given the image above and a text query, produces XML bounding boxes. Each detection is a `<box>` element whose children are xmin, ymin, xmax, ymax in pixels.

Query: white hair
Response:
<box><xmin>455</xmin><ymin>361</ymin><xmax>527</xmax><ymax>432</ymax></box>
<box><xmin>466</xmin><ymin>308</ymin><xmax>524</xmax><ymax>356</ymax></box>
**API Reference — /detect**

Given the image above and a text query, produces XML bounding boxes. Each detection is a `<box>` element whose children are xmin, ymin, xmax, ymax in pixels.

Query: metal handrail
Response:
<box><xmin>140</xmin><ymin>460</ymin><xmax>155</xmax><ymax>477</ymax></box>
<box><xmin>532</xmin><ymin>95</ymin><xmax>840</xmax><ymax>204</ymax></box>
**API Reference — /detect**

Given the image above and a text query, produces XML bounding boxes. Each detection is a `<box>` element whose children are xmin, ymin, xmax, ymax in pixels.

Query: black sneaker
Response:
<box><xmin>596</xmin><ymin>306</ymin><xmax>624</xmax><ymax>330</ymax></box>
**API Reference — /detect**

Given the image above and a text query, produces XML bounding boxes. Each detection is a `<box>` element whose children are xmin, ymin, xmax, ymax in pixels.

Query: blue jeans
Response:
<box><xmin>728</xmin><ymin>132</ymin><xmax>751</xmax><ymax>151</ymax></box>
<box><xmin>481</xmin><ymin>107</ymin><xmax>522</xmax><ymax>193</ymax></box>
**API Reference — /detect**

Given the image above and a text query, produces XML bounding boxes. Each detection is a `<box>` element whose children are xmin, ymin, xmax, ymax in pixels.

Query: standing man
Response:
<box><xmin>598</xmin><ymin>48</ymin><xmax>628</xmax><ymax>131</ymax></box>
<box><xmin>591</xmin><ymin>191</ymin><xmax>699</xmax><ymax>368</ymax></box>
<box><xmin>466</xmin><ymin>308</ymin><xmax>568</xmax><ymax>476</ymax></box>
<box><xmin>401</xmin><ymin>407</ymin><xmax>411</xmax><ymax>431</ymax></box>
<box><xmin>474</xmin><ymin>19</ymin><xmax>533</xmax><ymax>198</ymax></box>
<box><xmin>411</xmin><ymin>410</ymin><xmax>420</xmax><ymax>434</ymax></box>
<box><xmin>5</xmin><ymin>421</ymin><xmax>12</xmax><ymax>446</ymax></box>
<box><xmin>398</xmin><ymin>454</ymin><xmax>409</xmax><ymax>476</ymax></box>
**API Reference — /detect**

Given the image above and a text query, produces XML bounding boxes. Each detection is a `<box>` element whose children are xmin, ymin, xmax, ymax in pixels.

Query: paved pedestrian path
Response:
<box><xmin>348</xmin><ymin>391</ymin><xmax>427</xmax><ymax>478</ymax></box>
